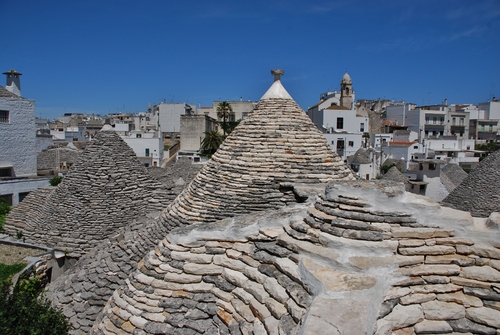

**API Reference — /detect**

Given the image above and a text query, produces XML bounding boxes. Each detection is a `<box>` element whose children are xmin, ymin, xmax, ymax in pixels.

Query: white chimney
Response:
<box><xmin>3</xmin><ymin>69</ymin><xmax>22</xmax><ymax>96</ymax></box>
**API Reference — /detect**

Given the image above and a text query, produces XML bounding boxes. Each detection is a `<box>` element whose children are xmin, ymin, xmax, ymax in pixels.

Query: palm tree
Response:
<box><xmin>201</xmin><ymin>130</ymin><xmax>224</xmax><ymax>154</ymax></box>
<box><xmin>216</xmin><ymin>101</ymin><xmax>233</xmax><ymax>136</ymax></box>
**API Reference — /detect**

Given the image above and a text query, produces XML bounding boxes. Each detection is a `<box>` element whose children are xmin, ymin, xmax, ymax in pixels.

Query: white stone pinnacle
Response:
<box><xmin>260</xmin><ymin>69</ymin><xmax>293</xmax><ymax>100</ymax></box>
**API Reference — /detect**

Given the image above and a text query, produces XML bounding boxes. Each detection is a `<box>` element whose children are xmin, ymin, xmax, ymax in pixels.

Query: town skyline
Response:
<box><xmin>1</xmin><ymin>0</ymin><xmax>499</xmax><ymax>119</ymax></box>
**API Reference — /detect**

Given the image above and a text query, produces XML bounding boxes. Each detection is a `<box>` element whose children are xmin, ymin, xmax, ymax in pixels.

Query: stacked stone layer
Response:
<box><xmin>47</xmin><ymin>89</ymin><xmax>353</xmax><ymax>334</ymax></box>
<box><xmin>439</xmin><ymin>163</ymin><xmax>467</xmax><ymax>194</ymax></box>
<box><xmin>161</xmin><ymin>97</ymin><xmax>353</xmax><ymax>229</ymax></box>
<box><xmin>5</xmin><ymin>130</ymin><xmax>172</xmax><ymax>258</ymax></box>
<box><xmin>3</xmin><ymin>187</ymin><xmax>54</xmax><ymax>238</ymax></box>
<box><xmin>46</xmin><ymin>158</ymin><xmax>202</xmax><ymax>335</ymax></box>
<box><xmin>442</xmin><ymin>150</ymin><xmax>500</xmax><ymax>217</ymax></box>
<box><xmin>93</xmin><ymin>180</ymin><xmax>500</xmax><ymax>334</ymax></box>
<box><xmin>37</xmin><ymin>146</ymin><xmax>82</xmax><ymax>171</ymax></box>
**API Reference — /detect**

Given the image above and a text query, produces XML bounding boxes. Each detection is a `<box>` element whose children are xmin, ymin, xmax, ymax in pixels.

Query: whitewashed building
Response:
<box><xmin>0</xmin><ymin>70</ymin><xmax>49</xmax><ymax>205</ymax></box>
<box><xmin>120</xmin><ymin>128</ymin><xmax>164</xmax><ymax>167</ymax></box>
<box><xmin>307</xmin><ymin>72</ymin><xmax>368</xmax><ymax>161</ymax></box>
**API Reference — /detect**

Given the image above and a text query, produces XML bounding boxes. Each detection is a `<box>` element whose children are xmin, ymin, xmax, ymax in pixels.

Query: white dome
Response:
<box><xmin>342</xmin><ymin>71</ymin><xmax>352</xmax><ymax>84</ymax></box>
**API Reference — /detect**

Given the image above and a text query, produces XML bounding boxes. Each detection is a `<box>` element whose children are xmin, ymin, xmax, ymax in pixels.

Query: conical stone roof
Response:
<box><xmin>348</xmin><ymin>148</ymin><xmax>371</xmax><ymax>164</ymax></box>
<box><xmin>46</xmin><ymin>70</ymin><xmax>353</xmax><ymax>334</ymax></box>
<box><xmin>440</xmin><ymin>163</ymin><xmax>467</xmax><ymax>193</ymax></box>
<box><xmin>93</xmin><ymin>179</ymin><xmax>500</xmax><ymax>335</ymax></box>
<box><xmin>442</xmin><ymin>150</ymin><xmax>500</xmax><ymax>217</ymax></box>
<box><xmin>3</xmin><ymin>187</ymin><xmax>54</xmax><ymax>237</ymax></box>
<box><xmin>382</xmin><ymin>166</ymin><xmax>408</xmax><ymax>184</ymax></box>
<box><xmin>162</xmin><ymin>70</ymin><xmax>353</xmax><ymax>228</ymax></box>
<box><xmin>6</xmin><ymin>128</ymin><xmax>171</xmax><ymax>258</ymax></box>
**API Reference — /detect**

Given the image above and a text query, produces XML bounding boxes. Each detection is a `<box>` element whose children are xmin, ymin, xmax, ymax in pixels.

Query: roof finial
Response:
<box><xmin>271</xmin><ymin>69</ymin><xmax>284</xmax><ymax>82</ymax></box>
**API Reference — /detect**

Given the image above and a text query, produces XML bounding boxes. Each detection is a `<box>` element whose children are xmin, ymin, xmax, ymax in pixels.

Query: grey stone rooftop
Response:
<box><xmin>440</xmin><ymin>163</ymin><xmax>468</xmax><ymax>194</ymax></box>
<box><xmin>5</xmin><ymin>129</ymin><xmax>172</xmax><ymax>258</ymax></box>
<box><xmin>45</xmin><ymin>72</ymin><xmax>354</xmax><ymax>334</ymax></box>
<box><xmin>442</xmin><ymin>150</ymin><xmax>500</xmax><ymax>217</ymax></box>
<box><xmin>21</xmin><ymin>71</ymin><xmax>500</xmax><ymax>334</ymax></box>
<box><xmin>93</xmin><ymin>179</ymin><xmax>500</xmax><ymax>334</ymax></box>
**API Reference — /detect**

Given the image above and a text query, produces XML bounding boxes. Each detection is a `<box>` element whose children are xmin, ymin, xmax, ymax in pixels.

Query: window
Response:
<box><xmin>19</xmin><ymin>192</ymin><xmax>30</xmax><ymax>203</ymax></box>
<box><xmin>360</xmin><ymin>123</ymin><xmax>365</xmax><ymax>132</ymax></box>
<box><xmin>348</xmin><ymin>141</ymin><xmax>354</xmax><ymax>147</ymax></box>
<box><xmin>0</xmin><ymin>167</ymin><xmax>13</xmax><ymax>177</ymax></box>
<box><xmin>337</xmin><ymin>139</ymin><xmax>345</xmax><ymax>150</ymax></box>
<box><xmin>229</xmin><ymin>113</ymin><xmax>236</xmax><ymax>122</ymax></box>
<box><xmin>452</xmin><ymin>117</ymin><xmax>456</xmax><ymax>125</ymax></box>
<box><xmin>413</xmin><ymin>146</ymin><xmax>418</xmax><ymax>149</ymax></box>
<box><xmin>136</xmin><ymin>134</ymin><xmax>142</xmax><ymax>138</ymax></box>
<box><xmin>0</xmin><ymin>110</ymin><xmax>9</xmax><ymax>123</ymax></box>
<box><xmin>0</xmin><ymin>194</ymin><xmax>13</xmax><ymax>206</ymax></box>
<box><xmin>336</xmin><ymin>117</ymin><xmax>344</xmax><ymax>129</ymax></box>
<box><xmin>490</xmin><ymin>125</ymin><xmax>494</xmax><ymax>132</ymax></box>
<box><xmin>145</xmin><ymin>148</ymin><xmax>150</xmax><ymax>157</ymax></box>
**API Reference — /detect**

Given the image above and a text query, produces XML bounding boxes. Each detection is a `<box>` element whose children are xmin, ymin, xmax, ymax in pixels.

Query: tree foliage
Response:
<box><xmin>201</xmin><ymin>130</ymin><xmax>224</xmax><ymax>155</ymax></box>
<box><xmin>0</xmin><ymin>276</ymin><xmax>71</xmax><ymax>335</ymax></box>
<box><xmin>0</xmin><ymin>199</ymin><xmax>10</xmax><ymax>231</ymax></box>
<box><xmin>222</xmin><ymin>120</ymin><xmax>241</xmax><ymax>136</ymax></box>
<box><xmin>49</xmin><ymin>176</ymin><xmax>63</xmax><ymax>186</ymax></box>
<box><xmin>216</xmin><ymin>101</ymin><xmax>233</xmax><ymax>136</ymax></box>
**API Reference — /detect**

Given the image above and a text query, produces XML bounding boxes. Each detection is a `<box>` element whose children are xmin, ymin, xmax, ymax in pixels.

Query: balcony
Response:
<box><xmin>425</xmin><ymin>120</ymin><xmax>444</xmax><ymax>125</ymax></box>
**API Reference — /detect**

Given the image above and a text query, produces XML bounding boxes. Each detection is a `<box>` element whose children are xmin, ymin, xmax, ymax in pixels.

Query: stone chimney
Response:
<box><xmin>3</xmin><ymin>69</ymin><xmax>22</xmax><ymax>96</ymax></box>
<box><xmin>271</xmin><ymin>69</ymin><xmax>284</xmax><ymax>81</ymax></box>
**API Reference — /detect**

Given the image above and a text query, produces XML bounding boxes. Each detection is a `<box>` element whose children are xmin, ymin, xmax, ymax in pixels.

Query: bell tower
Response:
<box><xmin>340</xmin><ymin>71</ymin><xmax>353</xmax><ymax>109</ymax></box>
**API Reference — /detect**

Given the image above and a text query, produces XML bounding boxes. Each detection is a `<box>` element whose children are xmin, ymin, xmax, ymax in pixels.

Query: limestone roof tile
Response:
<box><xmin>442</xmin><ymin>150</ymin><xmax>500</xmax><ymax>217</ymax></box>
<box><xmin>6</xmin><ymin>129</ymin><xmax>171</xmax><ymax>258</ymax></box>
<box><xmin>382</xmin><ymin>166</ymin><xmax>408</xmax><ymax>183</ymax></box>
<box><xmin>45</xmin><ymin>71</ymin><xmax>354</xmax><ymax>334</ymax></box>
<box><xmin>0</xmin><ymin>85</ymin><xmax>21</xmax><ymax>98</ymax></box>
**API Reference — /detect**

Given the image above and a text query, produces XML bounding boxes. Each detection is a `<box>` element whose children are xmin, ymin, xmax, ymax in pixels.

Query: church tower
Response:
<box><xmin>340</xmin><ymin>71</ymin><xmax>353</xmax><ymax>109</ymax></box>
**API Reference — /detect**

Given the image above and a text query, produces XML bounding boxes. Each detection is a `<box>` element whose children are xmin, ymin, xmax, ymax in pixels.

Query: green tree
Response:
<box><xmin>216</xmin><ymin>101</ymin><xmax>233</xmax><ymax>136</ymax></box>
<box><xmin>49</xmin><ymin>175</ymin><xmax>63</xmax><ymax>186</ymax></box>
<box><xmin>201</xmin><ymin>130</ymin><xmax>224</xmax><ymax>155</ymax></box>
<box><xmin>224</xmin><ymin>120</ymin><xmax>241</xmax><ymax>136</ymax></box>
<box><xmin>0</xmin><ymin>200</ymin><xmax>10</xmax><ymax>231</ymax></box>
<box><xmin>0</xmin><ymin>276</ymin><xmax>71</xmax><ymax>334</ymax></box>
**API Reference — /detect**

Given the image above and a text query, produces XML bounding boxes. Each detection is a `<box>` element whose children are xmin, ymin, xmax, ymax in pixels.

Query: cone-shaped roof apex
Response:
<box><xmin>260</xmin><ymin>69</ymin><xmax>293</xmax><ymax>100</ymax></box>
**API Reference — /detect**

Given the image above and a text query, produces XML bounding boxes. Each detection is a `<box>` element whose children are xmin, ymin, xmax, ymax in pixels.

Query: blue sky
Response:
<box><xmin>1</xmin><ymin>0</ymin><xmax>499</xmax><ymax>119</ymax></box>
